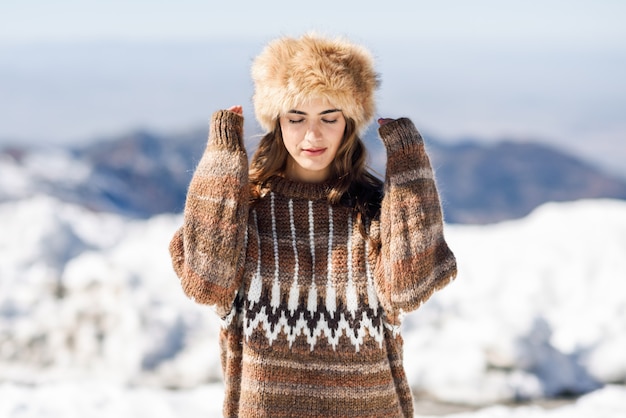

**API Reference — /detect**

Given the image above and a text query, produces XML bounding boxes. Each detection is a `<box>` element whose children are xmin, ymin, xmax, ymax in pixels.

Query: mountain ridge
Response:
<box><xmin>2</xmin><ymin>127</ymin><xmax>625</xmax><ymax>224</ymax></box>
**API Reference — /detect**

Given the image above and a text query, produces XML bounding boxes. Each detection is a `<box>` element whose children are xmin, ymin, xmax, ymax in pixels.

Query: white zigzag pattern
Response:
<box><xmin>242</xmin><ymin>306</ymin><xmax>385</xmax><ymax>352</ymax></box>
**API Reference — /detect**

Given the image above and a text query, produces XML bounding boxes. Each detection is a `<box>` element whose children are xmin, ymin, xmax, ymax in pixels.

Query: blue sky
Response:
<box><xmin>1</xmin><ymin>0</ymin><xmax>625</xmax><ymax>176</ymax></box>
<box><xmin>2</xmin><ymin>0</ymin><xmax>624</xmax><ymax>46</ymax></box>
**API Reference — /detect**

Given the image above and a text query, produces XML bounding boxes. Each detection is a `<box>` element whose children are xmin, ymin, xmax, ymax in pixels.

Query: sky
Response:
<box><xmin>1</xmin><ymin>0</ymin><xmax>625</xmax><ymax>176</ymax></box>
<box><xmin>2</xmin><ymin>0</ymin><xmax>624</xmax><ymax>46</ymax></box>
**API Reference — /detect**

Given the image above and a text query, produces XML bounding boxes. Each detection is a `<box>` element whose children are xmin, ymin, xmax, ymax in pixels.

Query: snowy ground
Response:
<box><xmin>1</xmin><ymin>382</ymin><xmax>625</xmax><ymax>418</ymax></box>
<box><xmin>1</xmin><ymin>196</ymin><xmax>626</xmax><ymax>416</ymax></box>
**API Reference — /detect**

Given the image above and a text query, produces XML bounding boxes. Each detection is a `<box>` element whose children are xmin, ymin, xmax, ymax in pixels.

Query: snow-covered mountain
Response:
<box><xmin>1</xmin><ymin>195</ymin><xmax>625</xmax><ymax>408</ymax></box>
<box><xmin>0</xmin><ymin>130</ymin><xmax>206</xmax><ymax>218</ymax></box>
<box><xmin>3</xmin><ymin>128</ymin><xmax>626</xmax><ymax>224</ymax></box>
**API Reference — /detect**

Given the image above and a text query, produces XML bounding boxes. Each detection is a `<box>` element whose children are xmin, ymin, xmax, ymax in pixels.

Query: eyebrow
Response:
<box><xmin>287</xmin><ymin>109</ymin><xmax>342</xmax><ymax>115</ymax></box>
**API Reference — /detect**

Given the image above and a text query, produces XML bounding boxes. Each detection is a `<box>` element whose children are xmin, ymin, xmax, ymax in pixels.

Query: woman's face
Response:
<box><xmin>279</xmin><ymin>97</ymin><xmax>346</xmax><ymax>183</ymax></box>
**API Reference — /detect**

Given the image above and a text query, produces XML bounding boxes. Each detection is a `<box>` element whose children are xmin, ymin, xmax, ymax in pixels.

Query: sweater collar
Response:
<box><xmin>264</xmin><ymin>175</ymin><xmax>335</xmax><ymax>201</ymax></box>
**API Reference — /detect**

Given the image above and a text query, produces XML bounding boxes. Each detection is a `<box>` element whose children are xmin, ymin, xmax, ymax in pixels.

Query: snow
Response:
<box><xmin>401</xmin><ymin>199</ymin><xmax>626</xmax><ymax>405</ymax></box>
<box><xmin>0</xmin><ymin>381</ymin><xmax>224</xmax><ymax>418</ymax></box>
<box><xmin>0</xmin><ymin>149</ymin><xmax>92</xmax><ymax>201</ymax></box>
<box><xmin>0</xmin><ymin>382</ymin><xmax>624</xmax><ymax>418</ymax></box>
<box><xmin>1</xmin><ymin>196</ymin><xmax>626</xmax><ymax>417</ymax></box>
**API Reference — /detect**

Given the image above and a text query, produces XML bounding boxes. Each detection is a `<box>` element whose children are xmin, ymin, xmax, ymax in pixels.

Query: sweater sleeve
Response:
<box><xmin>169</xmin><ymin>109</ymin><xmax>249</xmax><ymax>318</ymax></box>
<box><xmin>375</xmin><ymin>117</ymin><xmax>457</xmax><ymax>316</ymax></box>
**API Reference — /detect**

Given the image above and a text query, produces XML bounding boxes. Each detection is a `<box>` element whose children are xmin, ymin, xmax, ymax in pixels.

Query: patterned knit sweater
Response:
<box><xmin>169</xmin><ymin>110</ymin><xmax>457</xmax><ymax>418</ymax></box>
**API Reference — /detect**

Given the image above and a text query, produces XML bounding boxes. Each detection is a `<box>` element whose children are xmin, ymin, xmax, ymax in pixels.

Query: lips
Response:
<box><xmin>302</xmin><ymin>148</ymin><xmax>326</xmax><ymax>156</ymax></box>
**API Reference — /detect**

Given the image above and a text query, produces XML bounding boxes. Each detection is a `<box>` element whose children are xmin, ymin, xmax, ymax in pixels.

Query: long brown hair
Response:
<box><xmin>249</xmin><ymin>117</ymin><xmax>383</xmax><ymax>239</ymax></box>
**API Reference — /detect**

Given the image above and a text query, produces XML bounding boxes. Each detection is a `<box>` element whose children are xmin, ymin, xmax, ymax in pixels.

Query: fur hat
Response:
<box><xmin>251</xmin><ymin>33</ymin><xmax>380</xmax><ymax>135</ymax></box>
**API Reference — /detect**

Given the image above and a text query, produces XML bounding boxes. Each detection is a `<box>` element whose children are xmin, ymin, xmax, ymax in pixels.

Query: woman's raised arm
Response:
<box><xmin>169</xmin><ymin>108</ymin><xmax>249</xmax><ymax>319</ymax></box>
<box><xmin>375</xmin><ymin>117</ymin><xmax>457</xmax><ymax>318</ymax></box>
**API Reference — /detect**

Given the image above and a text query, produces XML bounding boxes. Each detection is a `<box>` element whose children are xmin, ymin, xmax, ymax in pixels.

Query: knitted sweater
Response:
<box><xmin>169</xmin><ymin>110</ymin><xmax>457</xmax><ymax>418</ymax></box>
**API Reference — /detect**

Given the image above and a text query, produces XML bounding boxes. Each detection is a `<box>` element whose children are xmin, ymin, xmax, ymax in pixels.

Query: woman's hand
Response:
<box><xmin>228</xmin><ymin>105</ymin><xmax>243</xmax><ymax>115</ymax></box>
<box><xmin>377</xmin><ymin>117</ymin><xmax>394</xmax><ymax>126</ymax></box>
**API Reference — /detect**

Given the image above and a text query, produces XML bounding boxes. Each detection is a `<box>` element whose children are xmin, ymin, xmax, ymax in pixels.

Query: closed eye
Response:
<box><xmin>288</xmin><ymin>118</ymin><xmax>305</xmax><ymax>124</ymax></box>
<box><xmin>322</xmin><ymin>119</ymin><xmax>338</xmax><ymax>124</ymax></box>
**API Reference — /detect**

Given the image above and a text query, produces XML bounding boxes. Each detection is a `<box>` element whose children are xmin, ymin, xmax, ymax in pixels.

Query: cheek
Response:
<box><xmin>279</xmin><ymin>123</ymin><xmax>296</xmax><ymax>148</ymax></box>
<box><xmin>281</xmin><ymin>131</ymin><xmax>299</xmax><ymax>153</ymax></box>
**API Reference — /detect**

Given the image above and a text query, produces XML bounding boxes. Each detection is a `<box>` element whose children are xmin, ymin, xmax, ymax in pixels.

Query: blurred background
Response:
<box><xmin>1</xmin><ymin>1</ymin><xmax>625</xmax><ymax>417</ymax></box>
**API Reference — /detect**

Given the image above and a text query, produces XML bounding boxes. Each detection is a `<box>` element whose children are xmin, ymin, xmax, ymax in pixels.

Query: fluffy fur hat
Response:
<box><xmin>251</xmin><ymin>33</ymin><xmax>380</xmax><ymax>135</ymax></box>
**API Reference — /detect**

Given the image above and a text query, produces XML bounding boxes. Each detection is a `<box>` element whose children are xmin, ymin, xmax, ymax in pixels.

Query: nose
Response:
<box><xmin>304</xmin><ymin>121</ymin><xmax>322</xmax><ymax>142</ymax></box>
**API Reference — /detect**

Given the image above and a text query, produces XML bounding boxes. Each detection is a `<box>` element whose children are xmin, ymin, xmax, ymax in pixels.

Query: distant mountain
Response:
<box><xmin>75</xmin><ymin>129</ymin><xmax>206</xmax><ymax>217</ymax></box>
<box><xmin>361</xmin><ymin>130</ymin><xmax>626</xmax><ymax>224</ymax></box>
<box><xmin>425</xmin><ymin>140</ymin><xmax>626</xmax><ymax>223</ymax></box>
<box><xmin>2</xmin><ymin>128</ymin><xmax>625</xmax><ymax>224</ymax></box>
<box><xmin>1</xmin><ymin>130</ymin><xmax>202</xmax><ymax>218</ymax></box>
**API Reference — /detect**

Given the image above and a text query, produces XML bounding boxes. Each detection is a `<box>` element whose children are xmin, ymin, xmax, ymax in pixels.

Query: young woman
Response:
<box><xmin>169</xmin><ymin>33</ymin><xmax>457</xmax><ymax>418</ymax></box>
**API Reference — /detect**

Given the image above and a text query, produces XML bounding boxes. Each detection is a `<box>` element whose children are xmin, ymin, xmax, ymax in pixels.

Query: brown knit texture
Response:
<box><xmin>170</xmin><ymin>111</ymin><xmax>457</xmax><ymax>417</ymax></box>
